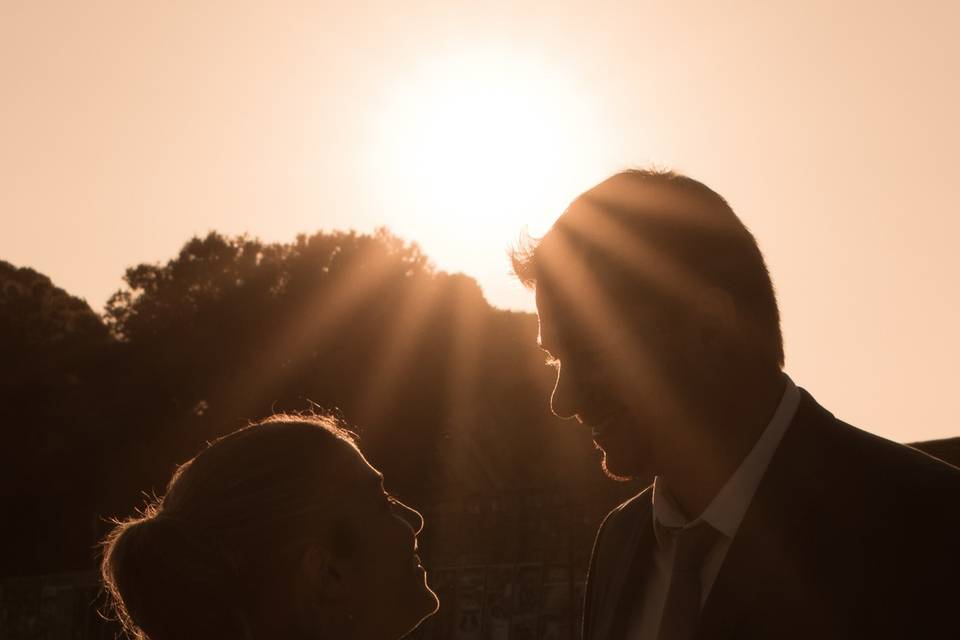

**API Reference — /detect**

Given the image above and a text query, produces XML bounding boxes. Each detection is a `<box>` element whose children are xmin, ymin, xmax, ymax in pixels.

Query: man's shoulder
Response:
<box><xmin>795</xmin><ymin>388</ymin><xmax>960</xmax><ymax>484</ymax></box>
<box><xmin>790</xmin><ymin>389</ymin><xmax>960</xmax><ymax>523</ymax></box>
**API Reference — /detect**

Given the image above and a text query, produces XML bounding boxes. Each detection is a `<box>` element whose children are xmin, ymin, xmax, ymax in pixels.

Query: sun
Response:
<box><xmin>367</xmin><ymin>47</ymin><xmax>609</xmax><ymax>244</ymax></box>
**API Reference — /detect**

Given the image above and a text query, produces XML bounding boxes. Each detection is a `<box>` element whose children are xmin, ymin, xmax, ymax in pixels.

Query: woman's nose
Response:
<box><xmin>391</xmin><ymin>499</ymin><xmax>425</xmax><ymax>536</ymax></box>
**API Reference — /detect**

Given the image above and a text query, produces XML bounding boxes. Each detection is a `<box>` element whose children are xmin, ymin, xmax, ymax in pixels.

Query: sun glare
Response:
<box><xmin>368</xmin><ymin>48</ymin><xmax>608</xmax><ymax>244</ymax></box>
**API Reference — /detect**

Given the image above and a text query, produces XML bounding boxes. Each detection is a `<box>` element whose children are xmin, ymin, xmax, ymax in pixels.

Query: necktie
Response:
<box><xmin>656</xmin><ymin>522</ymin><xmax>720</xmax><ymax>640</ymax></box>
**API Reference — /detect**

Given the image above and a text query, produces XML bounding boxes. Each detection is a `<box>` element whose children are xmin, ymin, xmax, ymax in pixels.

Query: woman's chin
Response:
<box><xmin>407</xmin><ymin>580</ymin><xmax>440</xmax><ymax>632</ymax></box>
<box><xmin>418</xmin><ymin>577</ymin><xmax>440</xmax><ymax>617</ymax></box>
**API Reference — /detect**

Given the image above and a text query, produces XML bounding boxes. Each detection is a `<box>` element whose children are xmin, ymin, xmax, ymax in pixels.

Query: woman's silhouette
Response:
<box><xmin>100</xmin><ymin>413</ymin><xmax>438</xmax><ymax>640</ymax></box>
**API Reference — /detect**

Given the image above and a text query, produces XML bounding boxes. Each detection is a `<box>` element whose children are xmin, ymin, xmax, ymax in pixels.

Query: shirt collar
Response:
<box><xmin>652</xmin><ymin>374</ymin><xmax>801</xmax><ymax>549</ymax></box>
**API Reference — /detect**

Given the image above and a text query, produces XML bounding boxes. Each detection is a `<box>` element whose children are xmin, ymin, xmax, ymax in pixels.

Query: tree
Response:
<box><xmin>2</xmin><ymin>227</ymin><xmax>613</xmax><ymax>576</ymax></box>
<box><xmin>0</xmin><ymin>261</ymin><xmax>113</xmax><ymax>575</ymax></box>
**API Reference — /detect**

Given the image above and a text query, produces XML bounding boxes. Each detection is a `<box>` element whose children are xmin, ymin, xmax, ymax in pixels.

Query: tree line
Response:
<box><xmin>0</xmin><ymin>228</ymin><xmax>612</xmax><ymax>577</ymax></box>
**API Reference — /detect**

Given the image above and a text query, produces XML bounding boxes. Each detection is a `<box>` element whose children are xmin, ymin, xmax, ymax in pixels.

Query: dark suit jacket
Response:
<box><xmin>582</xmin><ymin>389</ymin><xmax>960</xmax><ymax>640</ymax></box>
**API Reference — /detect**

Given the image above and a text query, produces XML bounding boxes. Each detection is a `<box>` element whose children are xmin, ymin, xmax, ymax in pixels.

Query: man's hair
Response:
<box><xmin>510</xmin><ymin>168</ymin><xmax>784</xmax><ymax>367</ymax></box>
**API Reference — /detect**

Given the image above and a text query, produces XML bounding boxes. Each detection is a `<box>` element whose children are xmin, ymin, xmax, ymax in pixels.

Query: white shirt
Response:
<box><xmin>628</xmin><ymin>374</ymin><xmax>801</xmax><ymax>640</ymax></box>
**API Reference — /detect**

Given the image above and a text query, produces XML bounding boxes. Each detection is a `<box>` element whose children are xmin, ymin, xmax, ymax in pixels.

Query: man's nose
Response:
<box><xmin>550</xmin><ymin>366</ymin><xmax>581</xmax><ymax>420</ymax></box>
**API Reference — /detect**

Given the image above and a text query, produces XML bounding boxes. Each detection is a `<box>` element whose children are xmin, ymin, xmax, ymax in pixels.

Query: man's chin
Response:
<box><xmin>601</xmin><ymin>458</ymin><xmax>636</xmax><ymax>482</ymax></box>
<box><xmin>597</xmin><ymin>444</ymin><xmax>652</xmax><ymax>483</ymax></box>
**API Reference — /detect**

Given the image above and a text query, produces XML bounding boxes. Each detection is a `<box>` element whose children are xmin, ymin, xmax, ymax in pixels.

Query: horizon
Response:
<box><xmin>3</xmin><ymin>1</ymin><xmax>959</xmax><ymax>444</ymax></box>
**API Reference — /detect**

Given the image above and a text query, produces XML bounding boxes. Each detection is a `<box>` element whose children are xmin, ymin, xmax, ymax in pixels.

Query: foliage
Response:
<box><xmin>0</xmin><ymin>228</ymin><xmax>607</xmax><ymax>577</ymax></box>
<box><xmin>0</xmin><ymin>261</ymin><xmax>115</xmax><ymax>574</ymax></box>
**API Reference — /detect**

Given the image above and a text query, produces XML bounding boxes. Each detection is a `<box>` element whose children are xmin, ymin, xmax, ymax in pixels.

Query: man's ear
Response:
<box><xmin>691</xmin><ymin>287</ymin><xmax>738</xmax><ymax>353</ymax></box>
<box><xmin>299</xmin><ymin>544</ymin><xmax>347</xmax><ymax>602</ymax></box>
<box><xmin>703</xmin><ymin>287</ymin><xmax>737</xmax><ymax>330</ymax></box>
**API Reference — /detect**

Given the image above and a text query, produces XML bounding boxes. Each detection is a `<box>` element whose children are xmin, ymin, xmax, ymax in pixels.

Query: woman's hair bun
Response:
<box><xmin>101</xmin><ymin>512</ymin><xmax>252</xmax><ymax>640</ymax></box>
<box><xmin>100</xmin><ymin>415</ymin><xmax>360</xmax><ymax>639</ymax></box>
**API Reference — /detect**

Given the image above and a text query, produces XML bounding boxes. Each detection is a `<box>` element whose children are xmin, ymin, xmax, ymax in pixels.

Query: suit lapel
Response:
<box><xmin>696</xmin><ymin>390</ymin><xmax>831</xmax><ymax>639</ymax></box>
<box><xmin>608</xmin><ymin>513</ymin><xmax>656</xmax><ymax>639</ymax></box>
<box><xmin>695</xmin><ymin>502</ymin><xmax>784</xmax><ymax>638</ymax></box>
<box><xmin>589</xmin><ymin>491</ymin><xmax>656</xmax><ymax>640</ymax></box>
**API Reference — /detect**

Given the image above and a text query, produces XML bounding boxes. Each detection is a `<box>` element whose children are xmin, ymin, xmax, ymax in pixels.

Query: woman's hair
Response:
<box><xmin>100</xmin><ymin>413</ymin><xmax>360</xmax><ymax>640</ymax></box>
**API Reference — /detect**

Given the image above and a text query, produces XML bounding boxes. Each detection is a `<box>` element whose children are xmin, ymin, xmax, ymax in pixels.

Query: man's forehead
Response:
<box><xmin>536</xmin><ymin>278</ymin><xmax>655</xmax><ymax>358</ymax></box>
<box><xmin>535</xmin><ymin>286</ymin><xmax>589</xmax><ymax>351</ymax></box>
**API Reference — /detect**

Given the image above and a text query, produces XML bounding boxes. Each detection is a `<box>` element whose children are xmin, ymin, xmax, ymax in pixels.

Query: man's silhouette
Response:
<box><xmin>511</xmin><ymin>169</ymin><xmax>960</xmax><ymax>639</ymax></box>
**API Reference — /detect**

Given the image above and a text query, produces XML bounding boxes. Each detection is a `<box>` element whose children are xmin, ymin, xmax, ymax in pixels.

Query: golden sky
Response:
<box><xmin>2</xmin><ymin>1</ymin><xmax>958</xmax><ymax>442</ymax></box>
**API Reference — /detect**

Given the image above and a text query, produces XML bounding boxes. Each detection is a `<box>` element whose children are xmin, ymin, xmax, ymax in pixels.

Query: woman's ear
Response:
<box><xmin>299</xmin><ymin>544</ymin><xmax>347</xmax><ymax>602</ymax></box>
<box><xmin>294</xmin><ymin>544</ymin><xmax>359</xmax><ymax>638</ymax></box>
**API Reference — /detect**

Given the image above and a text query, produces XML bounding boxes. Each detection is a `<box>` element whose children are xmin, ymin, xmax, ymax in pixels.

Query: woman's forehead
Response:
<box><xmin>343</xmin><ymin>445</ymin><xmax>384</xmax><ymax>490</ymax></box>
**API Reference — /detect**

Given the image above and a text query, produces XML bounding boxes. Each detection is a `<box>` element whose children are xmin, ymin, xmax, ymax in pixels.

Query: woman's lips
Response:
<box><xmin>590</xmin><ymin>411</ymin><xmax>623</xmax><ymax>438</ymax></box>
